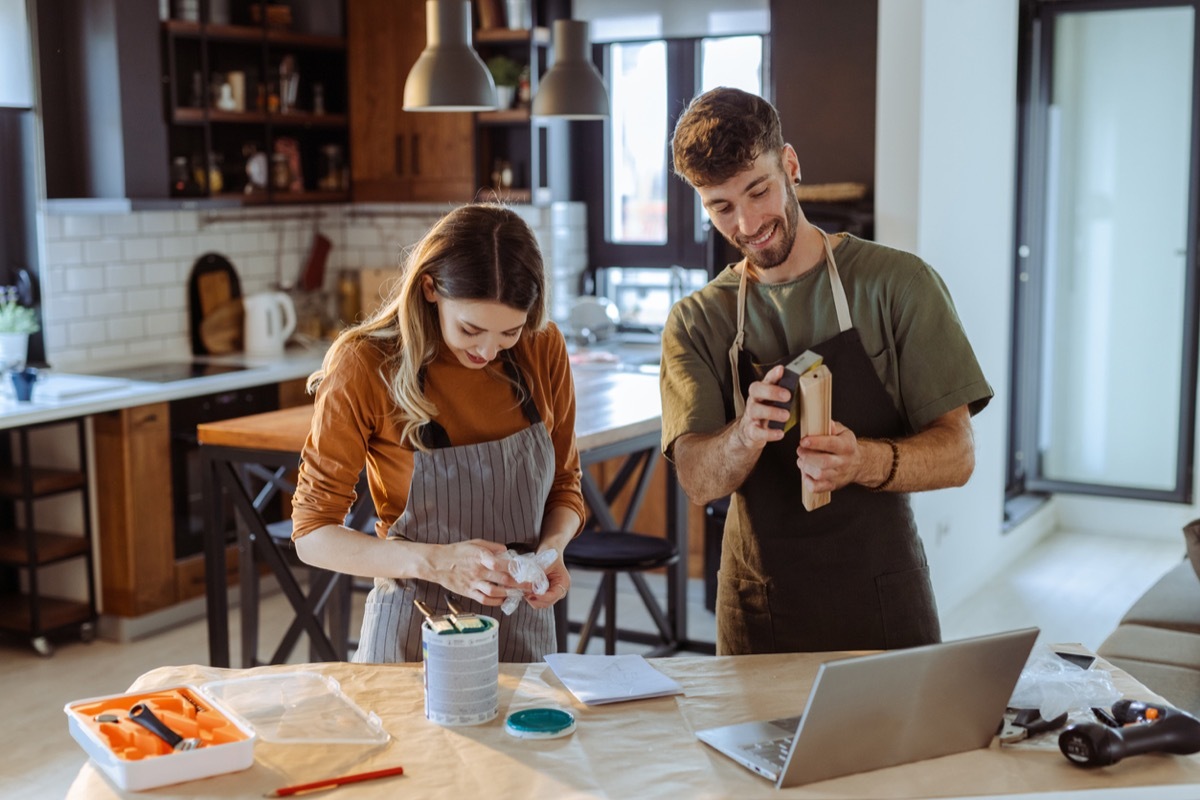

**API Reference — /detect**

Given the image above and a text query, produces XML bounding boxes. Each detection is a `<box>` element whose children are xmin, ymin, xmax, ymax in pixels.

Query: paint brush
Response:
<box><xmin>414</xmin><ymin>599</ymin><xmax>456</xmax><ymax>634</ymax></box>
<box><xmin>445</xmin><ymin>599</ymin><xmax>488</xmax><ymax>633</ymax></box>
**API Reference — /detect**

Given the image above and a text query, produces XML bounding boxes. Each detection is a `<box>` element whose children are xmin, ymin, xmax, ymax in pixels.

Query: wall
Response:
<box><xmin>876</xmin><ymin>0</ymin><xmax>1060</xmax><ymax>613</ymax></box>
<box><xmin>36</xmin><ymin>202</ymin><xmax>588</xmax><ymax>371</ymax></box>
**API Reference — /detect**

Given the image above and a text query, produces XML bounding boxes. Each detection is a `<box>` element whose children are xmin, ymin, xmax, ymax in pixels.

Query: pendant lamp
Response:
<box><xmin>403</xmin><ymin>0</ymin><xmax>497</xmax><ymax>111</ymax></box>
<box><xmin>531</xmin><ymin>20</ymin><xmax>609</xmax><ymax>119</ymax></box>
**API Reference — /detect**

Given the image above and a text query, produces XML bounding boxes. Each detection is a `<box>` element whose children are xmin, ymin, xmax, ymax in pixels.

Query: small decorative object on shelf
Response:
<box><xmin>0</xmin><ymin>285</ymin><xmax>39</xmax><ymax>373</ymax></box>
<box><xmin>487</xmin><ymin>55</ymin><xmax>521</xmax><ymax>109</ymax></box>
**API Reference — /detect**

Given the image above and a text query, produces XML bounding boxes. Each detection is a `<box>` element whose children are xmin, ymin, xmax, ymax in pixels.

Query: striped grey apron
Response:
<box><xmin>353</xmin><ymin>353</ymin><xmax>557</xmax><ymax>663</ymax></box>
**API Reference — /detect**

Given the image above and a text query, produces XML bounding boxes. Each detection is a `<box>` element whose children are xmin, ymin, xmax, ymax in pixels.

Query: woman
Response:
<box><xmin>292</xmin><ymin>204</ymin><xmax>585</xmax><ymax>663</ymax></box>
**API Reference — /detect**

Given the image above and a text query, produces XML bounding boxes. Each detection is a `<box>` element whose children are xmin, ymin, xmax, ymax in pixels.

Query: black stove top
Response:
<box><xmin>92</xmin><ymin>361</ymin><xmax>251</xmax><ymax>383</ymax></box>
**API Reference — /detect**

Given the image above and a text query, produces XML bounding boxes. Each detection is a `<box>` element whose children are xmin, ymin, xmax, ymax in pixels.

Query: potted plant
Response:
<box><xmin>486</xmin><ymin>55</ymin><xmax>522</xmax><ymax>110</ymax></box>
<box><xmin>0</xmin><ymin>285</ymin><xmax>39</xmax><ymax>371</ymax></box>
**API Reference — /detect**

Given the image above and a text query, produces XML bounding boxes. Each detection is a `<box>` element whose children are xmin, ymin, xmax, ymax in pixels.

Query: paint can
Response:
<box><xmin>422</xmin><ymin>615</ymin><xmax>499</xmax><ymax>726</ymax></box>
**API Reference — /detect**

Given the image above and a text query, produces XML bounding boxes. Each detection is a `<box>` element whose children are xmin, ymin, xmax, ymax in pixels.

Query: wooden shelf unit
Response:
<box><xmin>161</xmin><ymin>2</ymin><xmax>350</xmax><ymax>204</ymax></box>
<box><xmin>0</xmin><ymin>418</ymin><xmax>97</xmax><ymax>657</ymax></box>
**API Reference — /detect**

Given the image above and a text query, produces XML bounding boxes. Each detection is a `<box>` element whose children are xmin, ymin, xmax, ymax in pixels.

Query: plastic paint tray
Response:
<box><xmin>65</xmin><ymin>671</ymin><xmax>389</xmax><ymax>791</ymax></box>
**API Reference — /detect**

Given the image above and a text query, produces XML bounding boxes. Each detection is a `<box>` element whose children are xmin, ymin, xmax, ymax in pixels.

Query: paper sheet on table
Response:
<box><xmin>543</xmin><ymin>653</ymin><xmax>684</xmax><ymax>705</ymax></box>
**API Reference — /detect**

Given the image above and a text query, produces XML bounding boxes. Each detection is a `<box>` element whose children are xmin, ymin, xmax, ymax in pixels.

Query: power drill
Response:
<box><xmin>1059</xmin><ymin>699</ymin><xmax>1200</xmax><ymax>767</ymax></box>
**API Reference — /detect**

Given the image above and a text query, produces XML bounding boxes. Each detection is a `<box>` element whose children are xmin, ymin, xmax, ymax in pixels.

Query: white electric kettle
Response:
<box><xmin>242</xmin><ymin>291</ymin><xmax>297</xmax><ymax>356</ymax></box>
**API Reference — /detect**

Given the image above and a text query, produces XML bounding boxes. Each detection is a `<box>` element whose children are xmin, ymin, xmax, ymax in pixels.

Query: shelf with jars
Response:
<box><xmin>472</xmin><ymin>16</ymin><xmax>554</xmax><ymax>205</ymax></box>
<box><xmin>160</xmin><ymin>1</ymin><xmax>350</xmax><ymax>204</ymax></box>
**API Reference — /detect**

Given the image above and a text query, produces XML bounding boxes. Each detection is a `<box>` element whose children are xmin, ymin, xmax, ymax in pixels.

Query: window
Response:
<box><xmin>584</xmin><ymin>34</ymin><xmax>766</xmax><ymax>289</ymax></box>
<box><xmin>1008</xmin><ymin>1</ymin><xmax>1200</xmax><ymax>513</ymax></box>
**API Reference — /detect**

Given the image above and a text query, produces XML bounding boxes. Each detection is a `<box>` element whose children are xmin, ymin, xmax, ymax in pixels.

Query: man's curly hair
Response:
<box><xmin>671</xmin><ymin>87</ymin><xmax>785</xmax><ymax>188</ymax></box>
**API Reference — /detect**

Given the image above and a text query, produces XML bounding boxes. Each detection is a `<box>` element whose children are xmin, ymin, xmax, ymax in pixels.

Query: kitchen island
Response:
<box><xmin>197</xmin><ymin>361</ymin><xmax>711</xmax><ymax>667</ymax></box>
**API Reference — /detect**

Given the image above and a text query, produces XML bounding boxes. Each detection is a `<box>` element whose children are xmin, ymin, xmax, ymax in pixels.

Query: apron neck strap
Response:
<box><xmin>726</xmin><ymin>227</ymin><xmax>851</xmax><ymax>417</ymax></box>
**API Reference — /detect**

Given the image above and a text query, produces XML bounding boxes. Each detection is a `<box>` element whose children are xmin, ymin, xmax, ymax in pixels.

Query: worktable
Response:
<box><xmin>64</xmin><ymin>652</ymin><xmax>1200</xmax><ymax>799</ymax></box>
<box><xmin>198</xmin><ymin>365</ymin><xmax>712</xmax><ymax>667</ymax></box>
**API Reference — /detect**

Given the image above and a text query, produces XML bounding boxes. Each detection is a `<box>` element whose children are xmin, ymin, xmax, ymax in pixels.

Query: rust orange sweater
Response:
<box><xmin>291</xmin><ymin>322</ymin><xmax>585</xmax><ymax>540</ymax></box>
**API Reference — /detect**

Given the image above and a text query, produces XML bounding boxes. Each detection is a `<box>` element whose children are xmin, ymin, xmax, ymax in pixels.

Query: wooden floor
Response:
<box><xmin>1</xmin><ymin>528</ymin><xmax>1184</xmax><ymax>799</ymax></box>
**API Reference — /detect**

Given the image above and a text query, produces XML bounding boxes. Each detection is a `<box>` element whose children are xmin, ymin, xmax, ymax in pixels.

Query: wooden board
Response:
<box><xmin>188</xmin><ymin>253</ymin><xmax>242</xmax><ymax>355</ymax></box>
<box><xmin>358</xmin><ymin>267</ymin><xmax>401</xmax><ymax>318</ymax></box>
<box><xmin>200</xmin><ymin>298</ymin><xmax>244</xmax><ymax>355</ymax></box>
<box><xmin>799</xmin><ymin>364</ymin><xmax>832</xmax><ymax>511</ymax></box>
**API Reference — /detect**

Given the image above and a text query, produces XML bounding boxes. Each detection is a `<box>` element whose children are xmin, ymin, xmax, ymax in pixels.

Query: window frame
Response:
<box><xmin>582</xmin><ymin>36</ymin><xmax>767</xmax><ymax>275</ymax></box>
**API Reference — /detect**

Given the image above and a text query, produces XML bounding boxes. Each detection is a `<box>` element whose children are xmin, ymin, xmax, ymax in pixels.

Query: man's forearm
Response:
<box><xmin>673</xmin><ymin>423</ymin><xmax>764</xmax><ymax>505</ymax></box>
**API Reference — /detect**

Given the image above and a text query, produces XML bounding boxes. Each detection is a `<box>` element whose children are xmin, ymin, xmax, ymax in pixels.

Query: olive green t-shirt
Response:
<box><xmin>660</xmin><ymin>234</ymin><xmax>993</xmax><ymax>458</ymax></box>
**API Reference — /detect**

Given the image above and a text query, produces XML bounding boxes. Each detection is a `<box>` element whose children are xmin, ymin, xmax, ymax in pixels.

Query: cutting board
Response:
<box><xmin>200</xmin><ymin>298</ymin><xmax>244</xmax><ymax>355</ymax></box>
<box><xmin>188</xmin><ymin>253</ymin><xmax>242</xmax><ymax>355</ymax></box>
<box><xmin>358</xmin><ymin>268</ymin><xmax>400</xmax><ymax>318</ymax></box>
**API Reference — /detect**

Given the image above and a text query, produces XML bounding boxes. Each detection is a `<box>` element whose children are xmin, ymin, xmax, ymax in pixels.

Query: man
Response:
<box><xmin>661</xmin><ymin>87</ymin><xmax>992</xmax><ymax>655</ymax></box>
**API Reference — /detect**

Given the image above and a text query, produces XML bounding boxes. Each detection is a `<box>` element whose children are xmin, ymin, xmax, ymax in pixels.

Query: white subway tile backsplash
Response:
<box><xmin>67</xmin><ymin>319</ymin><xmax>107</xmax><ymax>345</ymax></box>
<box><xmin>121</xmin><ymin>237</ymin><xmax>160</xmax><ymax>261</ymax></box>
<box><xmin>83</xmin><ymin>238</ymin><xmax>122</xmax><ymax>263</ymax></box>
<box><xmin>160</xmin><ymin>234</ymin><xmax>199</xmax><ymax>259</ymax></box>
<box><xmin>103</xmin><ymin>263</ymin><xmax>144</xmax><ymax>289</ymax></box>
<box><xmin>37</xmin><ymin>202</ymin><xmax>587</xmax><ymax>363</ymax></box>
<box><xmin>62</xmin><ymin>215</ymin><xmax>103</xmax><ymax>238</ymax></box>
<box><xmin>46</xmin><ymin>240</ymin><xmax>84</xmax><ymax>266</ymax></box>
<box><xmin>64</xmin><ymin>266</ymin><xmax>107</xmax><ymax>292</ymax></box>
<box><xmin>107</xmin><ymin>316</ymin><xmax>145</xmax><ymax>341</ymax></box>
<box><xmin>140</xmin><ymin>212</ymin><xmax>178</xmax><ymax>234</ymax></box>
<box><xmin>123</xmin><ymin>288</ymin><xmax>163</xmax><ymax>313</ymax></box>
<box><xmin>85</xmin><ymin>291</ymin><xmax>126</xmax><ymax>317</ymax></box>
<box><xmin>145</xmin><ymin>311</ymin><xmax>186</xmax><ymax>337</ymax></box>
<box><xmin>103</xmin><ymin>214</ymin><xmax>141</xmax><ymax>236</ymax></box>
<box><xmin>141</xmin><ymin>261</ymin><xmax>178</xmax><ymax>285</ymax></box>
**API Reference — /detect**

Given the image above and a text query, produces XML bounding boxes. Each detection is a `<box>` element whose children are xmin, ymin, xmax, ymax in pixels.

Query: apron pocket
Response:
<box><xmin>875</xmin><ymin>566</ymin><xmax>941</xmax><ymax>649</ymax></box>
<box><xmin>715</xmin><ymin>571</ymin><xmax>774</xmax><ymax>655</ymax></box>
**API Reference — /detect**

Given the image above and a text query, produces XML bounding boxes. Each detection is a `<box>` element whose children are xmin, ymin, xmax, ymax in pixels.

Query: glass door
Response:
<box><xmin>1011</xmin><ymin>1</ymin><xmax>1200</xmax><ymax>504</ymax></box>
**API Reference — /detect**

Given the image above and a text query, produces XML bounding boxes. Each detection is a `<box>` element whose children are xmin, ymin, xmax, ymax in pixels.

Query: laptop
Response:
<box><xmin>696</xmin><ymin>627</ymin><xmax>1039</xmax><ymax>788</ymax></box>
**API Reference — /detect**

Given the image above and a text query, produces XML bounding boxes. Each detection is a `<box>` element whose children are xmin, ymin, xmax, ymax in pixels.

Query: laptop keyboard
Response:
<box><xmin>738</xmin><ymin>716</ymin><xmax>803</xmax><ymax>769</ymax></box>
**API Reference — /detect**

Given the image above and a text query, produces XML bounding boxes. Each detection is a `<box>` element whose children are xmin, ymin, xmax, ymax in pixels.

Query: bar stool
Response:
<box><xmin>562</xmin><ymin>530</ymin><xmax>679</xmax><ymax>655</ymax></box>
<box><xmin>557</xmin><ymin>447</ymin><xmax>680</xmax><ymax>655</ymax></box>
<box><xmin>237</xmin><ymin>468</ymin><xmax>375</xmax><ymax>667</ymax></box>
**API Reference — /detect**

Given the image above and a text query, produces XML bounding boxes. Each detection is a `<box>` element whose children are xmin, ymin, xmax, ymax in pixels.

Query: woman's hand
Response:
<box><xmin>425</xmin><ymin>539</ymin><xmax>521</xmax><ymax>606</ymax></box>
<box><xmin>524</xmin><ymin>551</ymin><xmax>570</xmax><ymax>610</ymax></box>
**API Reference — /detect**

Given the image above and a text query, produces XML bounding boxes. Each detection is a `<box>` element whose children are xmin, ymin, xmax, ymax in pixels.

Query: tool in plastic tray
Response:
<box><xmin>70</xmin><ymin>688</ymin><xmax>248</xmax><ymax>761</ymax></box>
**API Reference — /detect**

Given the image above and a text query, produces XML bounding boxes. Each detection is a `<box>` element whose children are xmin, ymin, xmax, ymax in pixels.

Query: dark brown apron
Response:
<box><xmin>354</xmin><ymin>352</ymin><xmax>557</xmax><ymax>663</ymax></box>
<box><xmin>718</xmin><ymin>229</ymin><xmax>940</xmax><ymax>655</ymax></box>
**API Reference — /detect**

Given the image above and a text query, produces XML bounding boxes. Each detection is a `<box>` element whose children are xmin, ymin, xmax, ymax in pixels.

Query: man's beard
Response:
<box><xmin>729</xmin><ymin>190</ymin><xmax>801</xmax><ymax>271</ymax></box>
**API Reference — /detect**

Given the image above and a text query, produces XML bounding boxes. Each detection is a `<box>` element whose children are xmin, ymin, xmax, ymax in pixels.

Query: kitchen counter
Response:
<box><xmin>0</xmin><ymin>345</ymin><xmax>328</xmax><ymax>430</ymax></box>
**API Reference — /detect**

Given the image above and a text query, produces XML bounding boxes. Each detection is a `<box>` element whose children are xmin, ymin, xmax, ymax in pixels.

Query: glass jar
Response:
<box><xmin>270</xmin><ymin>153</ymin><xmax>291</xmax><ymax>191</ymax></box>
<box><xmin>317</xmin><ymin>144</ymin><xmax>344</xmax><ymax>191</ymax></box>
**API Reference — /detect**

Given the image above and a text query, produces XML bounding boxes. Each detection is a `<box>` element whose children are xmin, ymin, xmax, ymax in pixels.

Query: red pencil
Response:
<box><xmin>264</xmin><ymin>765</ymin><xmax>405</xmax><ymax>797</ymax></box>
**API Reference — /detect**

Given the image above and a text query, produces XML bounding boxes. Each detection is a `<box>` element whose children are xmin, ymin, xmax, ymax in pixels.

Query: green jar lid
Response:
<box><xmin>504</xmin><ymin>708</ymin><xmax>576</xmax><ymax>739</ymax></box>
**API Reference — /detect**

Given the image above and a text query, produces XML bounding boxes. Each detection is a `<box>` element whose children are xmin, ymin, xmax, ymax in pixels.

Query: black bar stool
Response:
<box><xmin>559</xmin><ymin>448</ymin><xmax>680</xmax><ymax>655</ymax></box>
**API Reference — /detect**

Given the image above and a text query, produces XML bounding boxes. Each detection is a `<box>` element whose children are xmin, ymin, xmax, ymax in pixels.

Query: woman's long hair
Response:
<box><xmin>309</xmin><ymin>204</ymin><xmax>549</xmax><ymax>450</ymax></box>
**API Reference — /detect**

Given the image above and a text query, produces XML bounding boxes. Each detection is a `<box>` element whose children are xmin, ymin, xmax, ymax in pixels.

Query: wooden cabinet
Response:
<box><xmin>94</xmin><ymin>403</ymin><xmax>179</xmax><ymax>618</ymax></box>
<box><xmin>347</xmin><ymin>0</ymin><xmax>476</xmax><ymax>203</ymax></box>
<box><xmin>94</xmin><ymin>378</ymin><xmax>312</xmax><ymax>619</ymax></box>
<box><xmin>0</xmin><ymin>418</ymin><xmax>97</xmax><ymax>656</ymax></box>
<box><xmin>161</xmin><ymin>2</ymin><xmax>350</xmax><ymax>203</ymax></box>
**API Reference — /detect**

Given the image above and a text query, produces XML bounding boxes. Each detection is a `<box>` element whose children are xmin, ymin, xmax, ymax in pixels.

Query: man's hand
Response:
<box><xmin>796</xmin><ymin>420</ymin><xmax>862</xmax><ymax>493</ymax></box>
<box><xmin>734</xmin><ymin>365</ymin><xmax>792</xmax><ymax>449</ymax></box>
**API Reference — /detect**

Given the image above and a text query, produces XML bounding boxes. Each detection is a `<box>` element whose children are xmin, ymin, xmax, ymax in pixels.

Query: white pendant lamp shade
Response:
<box><xmin>531</xmin><ymin>20</ymin><xmax>609</xmax><ymax>119</ymax></box>
<box><xmin>403</xmin><ymin>0</ymin><xmax>497</xmax><ymax>111</ymax></box>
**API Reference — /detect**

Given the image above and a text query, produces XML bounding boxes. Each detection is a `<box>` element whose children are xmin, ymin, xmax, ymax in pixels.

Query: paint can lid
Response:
<box><xmin>504</xmin><ymin>707</ymin><xmax>576</xmax><ymax>739</ymax></box>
